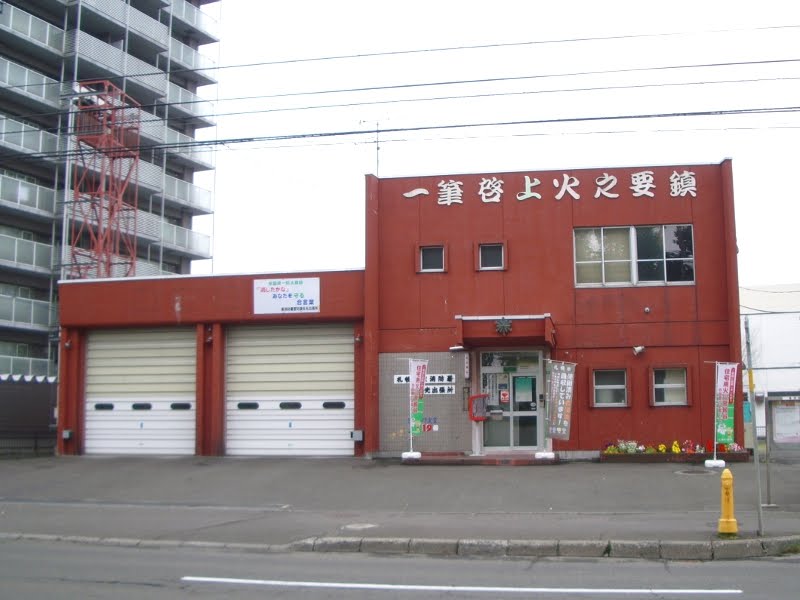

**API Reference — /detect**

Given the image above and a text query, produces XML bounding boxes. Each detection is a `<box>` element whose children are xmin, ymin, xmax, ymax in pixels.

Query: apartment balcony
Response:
<box><xmin>164</xmin><ymin>38</ymin><xmax>217</xmax><ymax>86</ymax></box>
<box><xmin>138</xmin><ymin>210</ymin><xmax>211</xmax><ymax>259</ymax></box>
<box><xmin>160</xmin><ymin>174</ymin><xmax>213</xmax><ymax>215</ymax></box>
<box><xmin>138</xmin><ymin>111</ymin><xmax>166</xmax><ymax>146</ymax></box>
<box><xmin>0</xmin><ymin>174</ymin><xmax>57</xmax><ymax>221</ymax></box>
<box><xmin>0</xmin><ymin>234</ymin><xmax>53</xmax><ymax>276</ymax></box>
<box><xmin>0</xmin><ymin>295</ymin><xmax>55</xmax><ymax>333</ymax></box>
<box><xmin>68</xmin><ymin>155</ymin><xmax>211</xmax><ymax>219</ymax></box>
<box><xmin>70</xmin><ymin>0</ymin><xmax>170</xmax><ymax>55</ymax></box>
<box><xmin>165</xmin><ymin>81</ymin><xmax>215</xmax><ymax>128</ymax></box>
<box><xmin>0</xmin><ymin>114</ymin><xmax>59</xmax><ymax>165</ymax></box>
<box><xmin>0</xmin><ymin>56</ymin><xmax>60</xmax><ymax>114</ymax></box>
<box><xmin>0</xmin><ymin>4</ymin><xmax>64</xmax><ymax>65</ymax></box>
<box><xmin>0</xmin><ymin>355</ymin><xmax>51</xmax><ymax>377</ymax></box>
<box><xmin>133</xmin><ymin>258</ymin><xmax>170</xmax><ymax>277</ymax></box>
<box><xmin>68</xmin><ymin>202</ymin><xmax>212</xmax><ymax>261</ymax></box>
<box><xmin>63</xmin><ymin>30</ymin><xmax>168</xmax><ymax>103</ymax></box>
<box><xmin>166</xmin><ymin>0</ymin><xmax>220</xmax><ymax>45</ymax></box>
<box><xmin>66</xmin><ymin>250</ymin><xmax>183</xmax><ymax>279</ymax></box>
<box><xmin>165</xmin><ymin>127</ymin><xmax>215</xmax><ymax>171</ymax></box>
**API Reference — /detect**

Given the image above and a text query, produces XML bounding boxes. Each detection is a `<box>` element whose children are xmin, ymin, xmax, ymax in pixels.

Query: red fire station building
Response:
<box><xmin>56</xmin><ymin>160</ymin><xmax>743</xmax><ymax>458</ymax></box>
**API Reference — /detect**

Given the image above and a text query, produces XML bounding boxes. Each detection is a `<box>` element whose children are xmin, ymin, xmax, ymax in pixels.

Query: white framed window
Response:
<box><xmin>479</xmin><ymin>243</ymin><xmax>504</xmax><ymax>270</ymax></box>
<box><xmin>575</xmin><ymin>225</ymin><xmax>694</xmax><ymax>286</ymax></box>
<box><xmin>593</xmin><ymin>369</ymin><xmax>627</xmax><ymax>407</ymax></box>
<box><xmin>652</xmin><ymin>368</ymin><xmax>688</xmax><ymax>405</ymax></box>
<box><xmin>419</xmin><ymin>245</ymin><xmax>445</xmax><ymax>272</ymax></box>
<box><xmin>574</xmin><ymin>227</ymin><xmax>631</xmax><ymax>285</ymax></box>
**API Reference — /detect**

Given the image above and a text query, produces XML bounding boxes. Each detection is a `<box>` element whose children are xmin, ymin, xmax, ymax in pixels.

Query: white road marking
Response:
<box><xmin>182</xmin><ymin>576</ymin><xmax>743</xmax><ymax>595</ymax></box>
<box><xmin>341</xmin><ymin>523</ymin><xmax>378</xmax><ymax>530</ymax></box>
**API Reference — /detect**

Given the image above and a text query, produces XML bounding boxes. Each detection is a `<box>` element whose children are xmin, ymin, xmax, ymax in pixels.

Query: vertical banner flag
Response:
<box><xmin>409</xmin><ymin>359</ymin><xmax>428</xmax><ymax>437</ymax></box>
<box><xmin>547</xmin><ymin>361</ymin><xmax>576</xmax><ymax>440</ymax></box>
<box><xmin>715</xmin><ymin>362</ymin><xmax>738</xmax><ymax>445</ymax></box>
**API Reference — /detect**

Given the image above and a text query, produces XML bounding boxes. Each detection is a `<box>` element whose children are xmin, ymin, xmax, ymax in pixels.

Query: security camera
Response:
<box><xmin>632</xmin><ymin>346</ymin><xmax>645</xmax><ymax>356</ymax></box>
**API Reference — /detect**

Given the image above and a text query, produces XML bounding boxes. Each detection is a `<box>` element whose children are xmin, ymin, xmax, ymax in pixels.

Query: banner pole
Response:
<box><xmin>402</xmin><ymin>358</ymin><xmax>423</xmax><ymax>460</ymax></box>
<box><xmin>705</xmin><ymin>362</ymin><xmax>726</xmax><ymax>468</ymax></box>
<box><xmin>535</xmin><ymin>358</ymin><xmax>555</xmax><ymax>460</ymax></box>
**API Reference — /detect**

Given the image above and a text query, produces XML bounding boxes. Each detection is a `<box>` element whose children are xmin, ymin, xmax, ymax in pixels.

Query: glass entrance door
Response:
<box><xmin>512</xmin><ymin>375</ymin><xmax>538</xmax><ymax>447</ymax></box>
<box><xmin>484</xmin><ymin>374</ymin><xmax>538</xmax><ymax>449</ymax></box>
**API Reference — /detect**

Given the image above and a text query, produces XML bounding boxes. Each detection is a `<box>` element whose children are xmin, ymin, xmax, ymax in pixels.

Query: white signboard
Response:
<box><xmin>253</xmin><ymin>278</ymin><xmax>320</xmax><ymax>314</ymax></box>
<box><xmin>773</xmin><ymin>401</ymin><xmax>800</xmax><ymax>444</ymax></box>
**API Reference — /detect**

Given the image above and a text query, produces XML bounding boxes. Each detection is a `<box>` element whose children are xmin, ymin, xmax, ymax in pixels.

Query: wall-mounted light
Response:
<box><xmin>449</xmin><ymin>345</ymin><xmax>465</xmax><ymax>352</ymax></box>
<box><xmin>354</xmin><ymin>335</ymin><xmax>363</xmax><ymax>343</ymax></box>
<box><xmin>632</xmin><ymin>345</ymin><xmax>646</xmax><ymax>356</ymax></box>
<box><xmin>64</xmin><ymin>340</ymin><xmax>72</xmax><ymax>349</ymax></box>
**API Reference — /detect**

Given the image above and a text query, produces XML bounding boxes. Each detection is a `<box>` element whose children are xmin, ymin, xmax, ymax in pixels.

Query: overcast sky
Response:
<box><xmin>192</xmin><ymin>1</ymin><xmax>800</xmax><ymax>288</ymax></box>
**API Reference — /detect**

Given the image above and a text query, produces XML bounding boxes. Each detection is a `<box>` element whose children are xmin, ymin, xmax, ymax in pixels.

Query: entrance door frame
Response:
<box><xmin>477</xmin><ymin>349</ymin><xmax>545</xmax><ymax>453</ymax></box>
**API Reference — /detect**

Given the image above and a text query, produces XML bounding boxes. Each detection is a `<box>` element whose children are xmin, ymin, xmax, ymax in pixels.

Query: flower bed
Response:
<box><xmin>598</xmin><ymin>451</ymin><xmax>750</xmax><ymax>463</ymax></box>
<box><xmin>599</xmin><ymin>439</ymin><xmax>750</xmax><ymax>463</ymax></box>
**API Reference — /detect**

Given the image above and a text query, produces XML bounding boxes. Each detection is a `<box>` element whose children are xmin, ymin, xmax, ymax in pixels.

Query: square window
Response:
<box><xmin>593</xmin><ymin>370</ymin><xmax>627</xmax><ymax>407</ymax></box>
<box><xmin>653</xmin><ymin>368</ymin><xmax>687</xmax><ymax>405</ymax></box>
<box><xmin>479</xmin><ymin>243</ymin><xmax>504</xmax><ymax>270</ymax></box>
<box><xmin>420</xmin><ymin>246</ymin><xmax>444</xmax><ymax>272</ymax></box>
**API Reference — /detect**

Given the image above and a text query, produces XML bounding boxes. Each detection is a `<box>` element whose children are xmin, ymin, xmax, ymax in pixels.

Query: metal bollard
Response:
<box><xmin>717</xmin><ymin>468</ymin><xmax>738</xmax><ymax>537</ymax></box>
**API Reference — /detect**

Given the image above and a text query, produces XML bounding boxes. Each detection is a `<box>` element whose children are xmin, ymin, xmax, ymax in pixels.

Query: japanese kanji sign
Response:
<box><xmin>393</xmin><ymin>373</ymin><xmax>456</xmax><ymax>395</ymax></box>
<box><xmin>253</xmin><ymin>278</ymin><xmax>320</xmax><ymax>315</ymax></box>
<box><xmin>715</xmin><ymin>362</ymin><xmax>738</xmax><ymax>445</ymax></box>
<box><xmin>402</xmin><ymin>169</ymin><xmax>698</xmax><ymax>205</ymax></box>
<box><xmin>408</xmin><ymin>359</ymin><xmax>428</xmax><ymax>437</ymax></box>
<box><xmin>547</xmin><ymin>361</ymin><xmax>576</xmax><ymax>440</ymax></box>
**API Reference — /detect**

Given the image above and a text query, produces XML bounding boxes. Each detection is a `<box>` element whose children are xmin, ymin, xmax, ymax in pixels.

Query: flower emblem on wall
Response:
<box><xmin>495</xmin><ymin>318</ymin><xmax>512</xmax><ymax>336</ymax></box>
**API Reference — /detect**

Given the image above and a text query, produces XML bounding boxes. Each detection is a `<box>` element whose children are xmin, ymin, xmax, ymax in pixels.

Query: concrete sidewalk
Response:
<box><xmin>1</xmin><ymin>456</ymin><xmax>799</xmax><ymax>560</ymax></box>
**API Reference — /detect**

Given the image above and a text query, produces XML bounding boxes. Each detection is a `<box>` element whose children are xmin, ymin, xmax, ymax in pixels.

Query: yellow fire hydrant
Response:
<box><xmin>717</xmin><ymin>468</ymin><xmax>738</xmax><ymax>537</ymax></box>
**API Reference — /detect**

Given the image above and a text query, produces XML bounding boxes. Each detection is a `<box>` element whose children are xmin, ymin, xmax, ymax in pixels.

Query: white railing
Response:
<box><xmin>0</xmin><ymin>295</ymin><xmax>54</xmax><ymax>330</ymax></box>
<box><xmin>164</xmin><ymin>127</ymin><xmax>215</xmax><ymax>169</ymax></box>
<box><xmin>0</xmin><ymin>234</ymin><xmax>53</xmax><ymax>272</ymax></box>
<box><xmin>138</xmin><ymin>112</ymin><xmax>166</xmax><ymax>145</ymax></box>
<box><xmin>68</xmin><ymin>203</ymin><xmax>211</xmax><ymax>259</ymax></box>
<box><xmin>167</xmin><ymin>81</ymin><xmax>215</xmax><ymax>125</ymax></box>
<box><xmin>167</xmin><ymin>38</ymin><xmax>217</xmax><ymax>81</ymax></box>
<box><xmin>0</xmin><ymin>174</ymin><xmax>56</xmax><ymax>215</ymax></box>
<box><xmin>64</xmin><ymin>30</ymin><xmax>167</xmax><ymax>96</ymax></box>
<box><xmin>0</xmin><ymin>3</ymin><xmax>64</xmax><ymax>53</ymax></box>
<box><xmin>0</xmin><ymin>355</ymin><xmax>51</xmax><ymax>377</ymax></box>
<box><xmin>78</xmin><ymin>0</ymin><xmax>169</xmax><ymax>49</ymax></box>
<box><xmin>161</xmin><ymin>221</ymin><xmax>211</xmax><ymax>257</ymax></box>
<box><xmin>0</xmin><ymin>114</ymin><xmax>59</xmax><ymax>158</ymax></box>
<box><xmin>162</xmin><ymin>174</ymin><xmax>213</xmax><ymax>213</ymax></box>
<box><xmin>0</xmin><ymin>56</ymin><xmax>60</xmax><ymax>106</ymax></box>
<box><xmin>167</xmin><ymin>0</ymin><xmax>220</xmax><ymax>40</ymax></box>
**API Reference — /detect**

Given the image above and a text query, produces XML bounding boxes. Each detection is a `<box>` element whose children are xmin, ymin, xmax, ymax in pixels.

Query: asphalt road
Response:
<box><xmin>2</xmin><ymin>456</ymin><xmax>799</xmax><ymax>547</ymax></box>
<box><xmin>1</xmin><ymin>538</ymin><xmax>799</xmax><ymax>599</ymax></box>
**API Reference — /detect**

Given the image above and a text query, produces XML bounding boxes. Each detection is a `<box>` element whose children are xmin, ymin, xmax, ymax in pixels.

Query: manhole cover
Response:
<box><xmin>675</xmin><ymin>469</ymin><xmax>716</xmax><ymax>475</ymax></box>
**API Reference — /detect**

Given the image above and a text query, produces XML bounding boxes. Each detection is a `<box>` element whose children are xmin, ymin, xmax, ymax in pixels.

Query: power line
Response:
<box><xmin>741</xmin><ymin>306</ymin><xmax>800</xmax><ymax>314</ymax></box>
<box><xmin>741</xmin><ymin>286</ymin><xmax>800</xmax><ymax>294</ymax></box>
<box><xmin>209</xmin><ymin>75</ymin><xmax>800</xmax><ymax>119</ymax></box>
<box><xmin>3</xmin><ymin>57</ymin><xmax>800</xmax><ymax>137</ymax></box>
<box><xmin>6</xmin><ymin>23</ymin><xmax>800</xmax><ymax>98</ymax></box>
<box><xmin>3</xmin><ymin>104</ymin><xmax>799</xmax><ymax>165</ymax></box>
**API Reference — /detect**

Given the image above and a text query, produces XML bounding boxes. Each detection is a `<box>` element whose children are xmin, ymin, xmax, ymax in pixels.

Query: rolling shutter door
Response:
<box><xmin>226</xmin><ymin>324</ymin><xmax>354</xmax><ymax>456</ymax></box>
<box><xmin>84</xmin><ymin>329</ymin><xmax>196</xmax><ymax>455</ymax></box>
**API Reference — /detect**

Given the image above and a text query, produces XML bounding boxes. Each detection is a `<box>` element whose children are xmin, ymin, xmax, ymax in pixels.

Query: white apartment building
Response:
<box><xmin>0</xmin><ymin>0</ymin><xmax>218</xmax><ymax>377</ymax></box>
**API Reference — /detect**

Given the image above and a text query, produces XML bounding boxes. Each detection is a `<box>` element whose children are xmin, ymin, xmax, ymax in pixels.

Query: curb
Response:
<box><xmin>2</xmin><ymin>532</ymin><xmax>799</xmax><ymax>560</ymax></box>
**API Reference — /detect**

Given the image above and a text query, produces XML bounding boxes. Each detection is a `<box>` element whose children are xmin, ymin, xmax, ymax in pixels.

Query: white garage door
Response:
<box><xmin>225</xmin><ymin>324</ymin><xmax>355</xmax><ymax>456</ymax></box>
<box><xmin>84</xmin><ymin>328</ymin><xmax>196</xmax><ymax>455</ymax></box>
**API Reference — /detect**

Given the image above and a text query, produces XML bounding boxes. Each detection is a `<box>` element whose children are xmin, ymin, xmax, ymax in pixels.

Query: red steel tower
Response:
<box><xmin>67</xmin><ymin>80</ymin><xmax>140</xmax><ymax>279</ymax></box>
